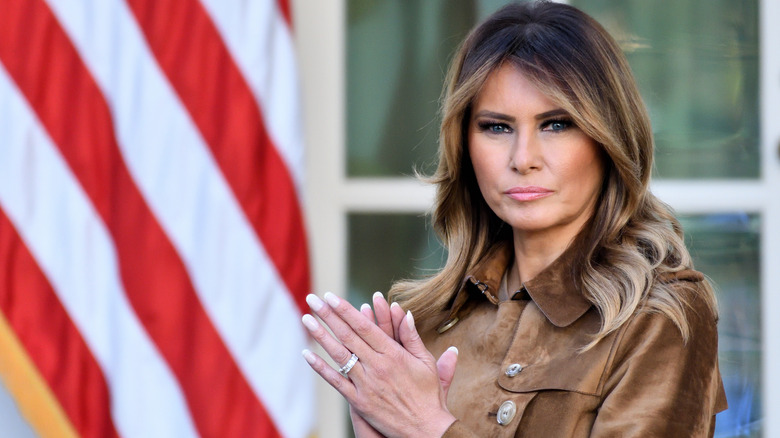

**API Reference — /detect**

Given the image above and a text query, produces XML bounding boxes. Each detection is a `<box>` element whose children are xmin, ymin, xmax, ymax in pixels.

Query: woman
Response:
<box><xmin>302</xmin><ymin>1</ymin><xmax>727</xmax><ymax>436</ymax></box>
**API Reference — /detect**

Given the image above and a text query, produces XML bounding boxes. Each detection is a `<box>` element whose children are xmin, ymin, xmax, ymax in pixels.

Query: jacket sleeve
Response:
<box><xmin>590</xmin><ymin>290</ymin><xmax>728</xmax><ymax>437</ymax></box>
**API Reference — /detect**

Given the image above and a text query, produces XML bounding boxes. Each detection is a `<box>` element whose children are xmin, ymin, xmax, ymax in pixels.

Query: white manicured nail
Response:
<box><xmin>302</xmin><ymin>349</ymin><xmax>316</xmax><ymax>365</ymax></box>
<box><xmin>406</xmin><ymin>310</ymin><xmax>415</xmax><ymax>331</ymax></box>
<box><xmin>306</xmin><ymin>294</ymin><xmax>324</xmax><ymax>311</ymax></box>
<box><xmin>302</xmin><ymin>314</ymin><xmax>319</xmax><ymax>331</ymax></box>
<box><xmin>360</xmin><ymin>303</ymin><xmax>371</xmax><ymax>313</ymax></box>
<box><xmin>323</xmin><ymin>292</ymin><xmax>340</xmax><ymax>307</ymax></box>
<box><xmin>447</xmin><ymin>346</ymin><xmax>459</xmax><ymax>356</ymax></box>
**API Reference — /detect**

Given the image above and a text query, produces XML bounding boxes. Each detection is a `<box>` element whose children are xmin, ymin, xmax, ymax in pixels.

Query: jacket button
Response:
<box><xmin>437</xmin><ymin>317</ymin><xmax>459</xmax><ymax>334</ymax></box>
<box><xmin>497</xmin><ymin>400</ymin><xmax>517</xmax><ymax>425</ymax></box>
<box><xmin>505</xmin><ymin>363</ymin><xmax>523</xmax><ymax>377</ymax></box>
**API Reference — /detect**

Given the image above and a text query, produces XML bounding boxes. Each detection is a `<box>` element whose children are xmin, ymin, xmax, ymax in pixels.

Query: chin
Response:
<box><xmin>506</xmin><ymin>220</ymin><xmax>557</xmax><ymax>234</ymax></box>
<box><xmin>505</xmin><ymin>214</ymin><xmax>581</xmax><ymax>237</ymax></box>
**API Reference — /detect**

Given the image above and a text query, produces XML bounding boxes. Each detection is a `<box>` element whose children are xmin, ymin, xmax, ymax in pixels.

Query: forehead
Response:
<box><xmin>472</xmin><ymin>63</ymin><xmax>559</xmax><ymax>115</ymax></box>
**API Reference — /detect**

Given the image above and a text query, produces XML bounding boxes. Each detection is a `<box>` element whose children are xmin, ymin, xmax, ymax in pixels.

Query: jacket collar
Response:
<box><xmin>457</xmin><ymin>241</ymin><xmax>592</xmax><ymax>328</ymax></box>
<box><xmin>522</xmin><ymin>243</ymin><xmax>592</xmax><ymax>327</ymax></box>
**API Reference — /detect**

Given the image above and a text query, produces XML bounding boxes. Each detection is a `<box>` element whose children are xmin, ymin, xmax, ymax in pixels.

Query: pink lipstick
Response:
<box><xmin>504</xmin><ymin>186</ymin><xmax>553</xmax><ymax>201</ymax></box>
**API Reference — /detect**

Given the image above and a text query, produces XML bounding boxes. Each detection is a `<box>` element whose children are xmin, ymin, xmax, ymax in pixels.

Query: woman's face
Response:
<box><xmin>467</xmin><ymin>63</ymin><xmax>604</xmax><ymax>242</ymax></box>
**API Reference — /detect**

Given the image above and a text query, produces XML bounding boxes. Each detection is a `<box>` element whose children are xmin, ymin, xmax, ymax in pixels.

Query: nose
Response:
<box><xmin>509</xmin><ymin>131</ymin><xmax>541</xmax><ymax>174</ymax></box>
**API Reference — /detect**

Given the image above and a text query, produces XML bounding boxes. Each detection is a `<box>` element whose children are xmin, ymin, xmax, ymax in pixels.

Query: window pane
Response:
<box><xmin>347</xmin><ymin>213</ymin><xmax>446</xmax><ymax>306</ymax></box>
<box><xmin>348</xmin><ymin>0</ymin><xmax>759</xmax><ymax>179</ymax></box>
<box><xmin>347</xmin><ymin>213</ymin><xmax>762</xmax><ymax>436</ymax></box>
<box><xmin>571</xmin><ymin>0</ymin><xmax>760</xmax><ymax>179</ymax></box>
<box><xmin>346</xmin><ymin>1</ymin><xmax>472</xmax><ymax>177</ymax></box>
<box><xmin>681</xmin><ymin>214</ymin><xmax>762</xmax><ymax>437</ymax></box>
<box><xmin>345</xmin><ymin>213</ymin><xmax>446</xmax><ymax>438</ymax></box>
<box><xmin>347</xmin><ymin>1</ymin><xmax>512</xmax><ymax>177</ymax></box>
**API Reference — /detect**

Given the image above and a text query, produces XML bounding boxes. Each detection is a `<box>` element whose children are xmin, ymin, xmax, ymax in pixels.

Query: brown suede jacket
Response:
<box><xmin>421</xmin><ymin>243</ymin><xmax>728</xmax><ymax>437</ymax></box>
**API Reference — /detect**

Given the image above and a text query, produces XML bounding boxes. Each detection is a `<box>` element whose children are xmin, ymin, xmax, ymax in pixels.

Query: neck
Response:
<box><xmin>510</xmin><ymin>226</ymin><xmax>581</xmax><ymax>286</ymax></box>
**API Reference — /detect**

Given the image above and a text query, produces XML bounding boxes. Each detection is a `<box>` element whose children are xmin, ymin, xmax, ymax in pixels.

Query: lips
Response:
<box><xmin>504</xmin><ymin>186</ymin><xmax>554</xmax><ymax>201</ymax></box>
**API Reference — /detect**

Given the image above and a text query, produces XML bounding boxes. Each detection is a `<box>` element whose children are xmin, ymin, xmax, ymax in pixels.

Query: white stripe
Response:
<box><xmin>0</xmin><ymin>380</ymin><xmax>36</xmax><ymax>438</ymax></box>
<box><xmin>199</xmin><ymin>0</ymin><xmax>305</xmax><ymax>191</ymax></box>
<box><xmin>0</xmin><ymin>62</ymin><xmax>198</xmax><ymax>438</ymax></box>
<box><xmin>44</xmin><ymin>1</ymin><xmax>313</xmax><ymax>437</ymax></box>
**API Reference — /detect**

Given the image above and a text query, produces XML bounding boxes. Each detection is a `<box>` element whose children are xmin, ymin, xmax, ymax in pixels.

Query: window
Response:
<box><xmin>296</xmin><ymin>1</ymin><xmax>780</xmax><ymax>436</ymax></box>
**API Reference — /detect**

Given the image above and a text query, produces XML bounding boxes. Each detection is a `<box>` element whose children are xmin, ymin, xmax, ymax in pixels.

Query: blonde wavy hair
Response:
<box><xmin>389</xmin><ymin>1</ymin><xmax>717</xmax><ymax>345</ymax></box>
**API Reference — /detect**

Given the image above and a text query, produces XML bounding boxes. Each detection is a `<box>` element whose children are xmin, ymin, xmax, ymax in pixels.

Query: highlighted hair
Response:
<box><xmin>390</xmin><ymin>1</ymin><xmax>717</xmax><ymax>346</ymax></box>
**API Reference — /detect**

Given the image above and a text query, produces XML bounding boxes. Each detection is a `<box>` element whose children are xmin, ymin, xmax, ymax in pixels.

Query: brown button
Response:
<box><xmin>437</xmin><ymin>317</ymin><xmax>459</xmax><ymax>334</ymax></box>
<box><xmin>497</xmin><ymin>400</ymin><xmax>517</xmax><ymax>425</ymax></box>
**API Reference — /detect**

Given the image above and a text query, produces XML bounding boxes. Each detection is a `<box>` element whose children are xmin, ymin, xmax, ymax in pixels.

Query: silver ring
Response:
<box><xmin>339</xmin><ymin>353</ymin><xmax>359</xmax><ymax>377</ymax></box>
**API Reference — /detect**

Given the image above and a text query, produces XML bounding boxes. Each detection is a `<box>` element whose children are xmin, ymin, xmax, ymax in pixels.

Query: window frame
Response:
<box><xmin>294</xmin><ymin>0</ymin><xmax>780</xmax><ymax>435</ymax></box>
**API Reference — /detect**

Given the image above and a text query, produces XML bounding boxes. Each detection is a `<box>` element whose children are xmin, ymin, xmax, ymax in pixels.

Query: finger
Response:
<box><xmin>436</xmin><ymin>346</ymin><xmax>459</xmax><ymax>399</ymax></box>
<box><xmin>398</xmin><ymin>310</ymin><xmax>434</xmax><ymax>362</ymax></box>
<box><xmin>302</xmin><ymin>313</ymin><xmax>364</xmax><ymax>379</ymax></box>
<box><xmin>390</xmin><ymin>301</ymin><xmax>406</xmax><ymax>342</ymax></box>
<box><xmin>359</xmin><ymin>303</ymin><xmax>374</xmax><ymax>322</ymax></box>
<box><xmin>318</xmin><ymin>292</ymin><xmax>398</xmax><ymax>354</ymax></box>
<box><xmin>306</xmin><ymin>294</ymin><xmax>373</xmax><ymax>358</ymax></box>
<box><xmin>372</xmin><ymin>292</ymin><xmax>394</xmax><ymax>339</ymax></box>
<box><xmin>302</xmin><ymin>348</ymin><xmax>357</xmax><ymax>400</ymax></box>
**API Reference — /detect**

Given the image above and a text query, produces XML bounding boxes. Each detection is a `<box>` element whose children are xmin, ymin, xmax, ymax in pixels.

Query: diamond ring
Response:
<box><xmin>339</xmin><ymin>353</ymin><xmax>359</xmax><ymax>377</ymax></box>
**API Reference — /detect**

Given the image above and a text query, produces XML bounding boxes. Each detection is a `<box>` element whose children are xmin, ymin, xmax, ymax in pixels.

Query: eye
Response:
<box><xmin>541</xmin><ymin>119</ymin><xmax>573</xmax><ymax>132</ymax></box>
<box><xmin>477</xmin><ymin>121</ymin><xmax>512</xmax><ymax>134</ymax></box>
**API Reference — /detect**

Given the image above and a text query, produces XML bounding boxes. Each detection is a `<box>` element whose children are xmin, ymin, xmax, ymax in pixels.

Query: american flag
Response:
<box><xmin>0</xmin><ymin>0</ymin><xmax>313</xmax><ymax>437</ymax></box>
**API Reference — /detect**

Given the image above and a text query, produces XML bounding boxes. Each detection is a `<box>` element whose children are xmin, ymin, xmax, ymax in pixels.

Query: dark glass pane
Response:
<box><xmin>349</xmin><ymin>0</ymin><xmax>759</xmax><ymax>179</ymax></box>
<box><xmin>346</xmin><ymin>213</ymin><xmax>446</xmax><ymax>307</ymax></box>
<box><xmin>346</xmin><ymin>1</ymin><xmax>474</xmax><ymax>177</ymax></box>
<box><xmin>572</xmin><ymin>0</ymin><xmax>760</xmax><ymax>179</ymax></box>
<box><xmin>346</xmin><ymin>214</ymin><xmax>762</xmax><ymax>436</ymax></box>
<box><xmin>681</xmin><ymin>214</ymin><xmax>762</xmax><ymax>437</ymax></box>
<box><xmin>344</xmin><ymin>213</ymin><xmax>446</xmax><ymax>438</ymax></box>
<box><xmin>347</xmin><ymin>1</ymin><xmax>519</xmax><ymax>177</ymax></box>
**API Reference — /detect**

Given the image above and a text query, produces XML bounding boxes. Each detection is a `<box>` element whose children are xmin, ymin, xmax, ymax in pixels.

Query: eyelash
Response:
<box><xmin>476</xmin><ymin>118</ymin><xmax>574</xmax><ymax>134</ymax></box>
<box><xmin>541</xmin><ymin>118</ymin><xmax>573</xmax><ymax>132</ymax></box>
<box><xmin>477</xmin><ymin>120</ymin><xmax>511</xmax><ymax>134</ymax></box>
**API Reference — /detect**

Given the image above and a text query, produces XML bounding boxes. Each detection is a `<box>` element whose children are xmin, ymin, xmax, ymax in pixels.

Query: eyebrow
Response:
<box><xmin>472</xmin><ymin>108</ymin><xmax>569</xmax><ymax>122</ymax></box>
<box><xmin>472</xmin><ymin>110</ymin><xmax>514</xmax><ymax>122</ymax></box>
<box><xmin>534</xmin><ymin>109</ymin><xmax>569</xmax><ymax>120</ymax></box>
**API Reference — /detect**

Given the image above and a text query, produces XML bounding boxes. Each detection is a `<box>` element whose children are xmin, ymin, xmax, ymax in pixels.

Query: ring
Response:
<box><xmin>339</xmin><ymin>353</ymin><xmax>359</xmax><ymax>377</ymax></box>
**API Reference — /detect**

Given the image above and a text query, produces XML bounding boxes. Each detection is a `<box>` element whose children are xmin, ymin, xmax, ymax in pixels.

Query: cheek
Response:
<box><xmin>562</xmin><ymin>144</ymin><xmax>604</xmax><ymax>198</ymax></box>
<box><xmin>467</xmin><ymin>140</ymin><xmax>488</xmax><ymax>185</ymax></box>
<box><xmin>468</xmin><ymin>147</ymin><xmax>502</xmax><ymax>199</ymax></box>
<box><xmin>468</xmin><ymin>135</ymin><xmax>506</xmax><ymax>182</ymax></box>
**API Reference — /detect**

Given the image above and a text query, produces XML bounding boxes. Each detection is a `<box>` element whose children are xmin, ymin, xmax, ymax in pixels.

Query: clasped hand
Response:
<box><xmin>302</xmin><ymin>292</ymin><xmax>458</xmax><ymax>438</ymax></box>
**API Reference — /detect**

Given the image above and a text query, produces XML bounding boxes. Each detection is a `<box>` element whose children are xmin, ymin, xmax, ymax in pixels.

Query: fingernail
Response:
<box><xmin>306</xmin><ymin>294</ymin><xmax>324</xmax><ymax>311</ymax></box>
<box><xmin>373</xmin><ymin>291</ymin><xmax>384</xmax><ymax>301</ymax></box>
<box><xmin>302</xmin><ymin>349</ymin><xmax>316</xmax><ymax>365</ymax></box>
<box><xmin>360</xmin><ymin>303</ymin><xmax>371</xmax><ymax>312</ymax></box>
<box><xmin>447</xmin><ymin>346</ymin><xmax>459</xmax><ymax>356</ymax></box>
<box><xmin>390</xmin><ymin>301</ymin><xmax>400</xmax><ymax>310</ymax></box>
<box><xmin>406</xmin><ymin>310</ymin><xmax>415</xmax><ymax>331</ymax></box>
<box><xmin>302</xmin><ymin>314</ymin><xmax>319</xmax><ymax>331</ymax></box>
<box><xmin>323</xmin><ymin>292</ymin><xmax>340</xmax><ymax>307</ymax></box>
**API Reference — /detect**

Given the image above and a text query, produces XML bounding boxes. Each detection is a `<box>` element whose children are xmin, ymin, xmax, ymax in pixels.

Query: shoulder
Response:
<box><xmin>590</xmin><ymin>269</ymin><xmax>727</xmax><ymax>435</ymax></box>
<box><xmin>645</xmin><ymin>268</ymin><xmax>719</xmax><ymax>334</ymax></box>
<box><xmin>617</xmin><ymin>268</ymin><xmax>718</xmax><ymax>359</ymax></box>
<box><xmin>595</xmin><ymin>269</ymin><xmax>727</xmax><ymax>429</ymax></box>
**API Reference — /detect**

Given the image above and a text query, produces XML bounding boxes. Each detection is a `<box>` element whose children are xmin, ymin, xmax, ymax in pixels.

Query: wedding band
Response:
<box><xmin>339</xmin><ymin>353</ymin><xmax>359</xmax><ymax>377</ymax></box>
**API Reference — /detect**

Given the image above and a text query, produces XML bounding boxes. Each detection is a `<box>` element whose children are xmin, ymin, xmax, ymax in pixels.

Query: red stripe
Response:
<box><xmin>0</xmin><ymin>208</ymin><xmax>119</xmax><ymax>438</ymax></box>
<box><xmin>125</xmin><ymin>0</ymin><xmax>310</xmax><ymax>315</ymax></box>
<box><xmin>277</xmin><ymin>0</ymin><xmax>293</xmax><ymax>28</ymax></box>
<box><xmin>0</xmin><ymin>1</ymin><xmax>280</xmax><ymax>437</ymax></box>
